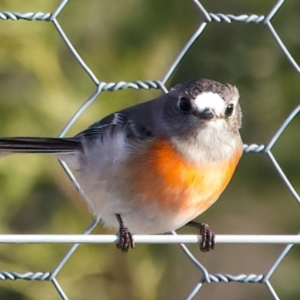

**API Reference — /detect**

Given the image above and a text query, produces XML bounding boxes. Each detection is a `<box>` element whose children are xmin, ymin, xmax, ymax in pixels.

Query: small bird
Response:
<box><xmin>0</xmin><ymin>78</ymin><xmax>243</xmax><ymax>252</ymax></box>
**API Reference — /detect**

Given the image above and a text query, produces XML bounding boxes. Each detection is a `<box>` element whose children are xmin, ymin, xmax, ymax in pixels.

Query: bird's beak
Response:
<box><xmin>195</xmin><ymin>108</ymin><xmax>214</xmax><ymax>120</ymax></box>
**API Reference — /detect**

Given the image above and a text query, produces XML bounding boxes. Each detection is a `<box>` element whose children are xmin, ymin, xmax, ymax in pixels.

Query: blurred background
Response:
<box><xmin>0</xmin><ymin>0</ymin><xmax>299</xmax><ymax>299</ymax></box>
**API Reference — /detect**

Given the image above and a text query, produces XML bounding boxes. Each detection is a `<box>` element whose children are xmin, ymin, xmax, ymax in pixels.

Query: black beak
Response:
<box><xmin>196</xmin><ymin>108</ymin><xmax>214</xmax><ymax>120</ymax></box>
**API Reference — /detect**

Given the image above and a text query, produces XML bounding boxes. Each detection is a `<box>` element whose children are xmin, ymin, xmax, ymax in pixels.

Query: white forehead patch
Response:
<box><xmin>194</xmin><ymin>92</ymin><xmax>225</xmax><ymax>115</ymax></box>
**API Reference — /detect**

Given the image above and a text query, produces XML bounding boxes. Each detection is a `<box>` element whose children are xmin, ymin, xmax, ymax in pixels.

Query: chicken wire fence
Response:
<box><xmin>0</xmin><ymin>0</ymin><xmax>300</xmax><ymax>299</ymax></box>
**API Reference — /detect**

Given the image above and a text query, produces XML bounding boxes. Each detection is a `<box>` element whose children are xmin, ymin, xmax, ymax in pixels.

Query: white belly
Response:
<box><xmin>73</xmin><ymin>133</ymin><xmax>186</xmax><ymax>234</ymax></box>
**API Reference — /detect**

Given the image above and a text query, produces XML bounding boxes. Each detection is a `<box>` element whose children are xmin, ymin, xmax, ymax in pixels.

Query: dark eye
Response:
<box><xmin>225</xmin><ymin>103</ymin><xmax>234</xmax><ymax>117</ymax></box>
<box><xmin>178</xmin><ymin>97</ymin><xmax>192</xmax><ymax>113</ymax></box>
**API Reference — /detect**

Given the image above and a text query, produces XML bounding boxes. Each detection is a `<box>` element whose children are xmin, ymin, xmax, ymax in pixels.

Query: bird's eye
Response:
<box><xmin>178</xmin><ymin>97</ymin><xmax>192</xmax><ymax>113</ymax></box>
<box><xmin>225</xmin><ymin>103</ymin><xmax>234</xmax><ymax>117</ymax></box>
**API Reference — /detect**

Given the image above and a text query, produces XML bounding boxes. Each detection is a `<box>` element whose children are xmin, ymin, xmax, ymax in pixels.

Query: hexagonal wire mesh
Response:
<box><xmin>0</xmin><ymin>0</ymin><xmax>299</xmax><ymax>299</ymax></box>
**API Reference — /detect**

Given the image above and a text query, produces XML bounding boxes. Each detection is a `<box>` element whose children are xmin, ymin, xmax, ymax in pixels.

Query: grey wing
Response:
<box><xmin>73</xmin><ymin>112</ymin><xmax>154</xmax><ymax>170</ymax></box>
<box><xmin>0</xmin><ymin>112</ymin><xmax>153</xmax><ymax>170</ymax></box>
<box><xmin>75</xmin><ymin>113</ymin><xmax>127</xmax><ymax>138</ymax></box>
<box><xmin>76</xmin><ymin>112</ymin><xmax>154</xmax><ymax>141</ymax></box>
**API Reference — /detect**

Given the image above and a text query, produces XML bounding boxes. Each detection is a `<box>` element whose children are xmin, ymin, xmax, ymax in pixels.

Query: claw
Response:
<box><xmin>186</xmin><ymin>221</ymin><xmax>215</xmax><ymax>252</ymax></box>
<box><xmin>199</xmin><ymin>223</ymin><xmax>215</xmax><ymax>252</ymax></box>
<box><xmin>116</xmin><ymin>214</ymin><xmax>135</xmax><ymax>252</ymax></box>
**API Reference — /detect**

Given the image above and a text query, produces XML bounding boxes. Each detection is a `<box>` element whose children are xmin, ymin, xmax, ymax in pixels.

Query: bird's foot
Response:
<box><xmin>116</xmin><ymin>214</ymin><xmax>135</xmax><ymax>252</ymax></box>
<box><xmin>187</xmin><ymin>221</ymin><xmax>215</xmax><ymax>252</ymax></box>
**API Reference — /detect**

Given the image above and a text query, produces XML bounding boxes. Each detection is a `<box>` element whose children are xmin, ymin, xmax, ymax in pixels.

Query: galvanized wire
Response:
<box><xmin>0</xmin><ymin>0</ymin><xmax>299</xmax><ymax>299</ymax></box>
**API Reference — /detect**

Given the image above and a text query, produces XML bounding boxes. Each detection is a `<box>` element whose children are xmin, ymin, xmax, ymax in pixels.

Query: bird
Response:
<box><xmin>0</xmin><ymin>78</ymin><xmax>243</xmax><ymax>252</ymax></box>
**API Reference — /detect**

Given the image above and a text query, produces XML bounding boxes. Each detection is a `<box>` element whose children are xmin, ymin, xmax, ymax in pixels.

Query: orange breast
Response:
<box><xmin>130</xmin><ymin>139</ymin><xmax>242</xmax><ymax>216</ymax></box>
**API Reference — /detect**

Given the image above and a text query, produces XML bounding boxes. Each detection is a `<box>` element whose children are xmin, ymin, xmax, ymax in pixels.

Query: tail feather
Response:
<box><xmin>0</xmin><ymin>137</ymin><xmax>82</xmax><ymax>154</ymax></box>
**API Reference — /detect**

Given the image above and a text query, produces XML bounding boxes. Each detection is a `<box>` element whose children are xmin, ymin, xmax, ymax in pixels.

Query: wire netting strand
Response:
<box><xmin>52</xmin><ymin>18</ymin><xmax>100</xmax><ymax>85</ymax></box>
<box><xmin>171</xmin><ymin>231</ymin><xmax>211</xmax><ymax>283</ymax></box>
<box><xmin>267</xmin><ymin>22</ymin><xmax>300</xmax><ymax>73</ymax></box>
<box><xmin>264</xmin><ymin>243</ymin><xmax>295</xmax><ymax>281</ymax></box>
<box><xmin>0</xmin><ymin>234</ymin><xmax>299</xmax><ymax>244</ymax></box>
<box><xmin>267</xmin><ymin>151</ymin><xmax>300</xmax><ymax>204</ymax></box>
<box><xmin>264</xmin><ymin>0</ymin><xmax>285</xmax><ymax>24</ymax></box>
<box><xmin>0</xmin><ymin>271</ymin><xmax>51</xmax><ymax>281</ymax></box>
<box><xmin>186</xmin><ymin>282</ymin><xmax>203</xmax><ymax>300</ymax></box>
<box><xmin>265</xmin><ymin>280</ymin><xmax>280</xmax><ymax>300</ymax></box>
<box><xmin>52</xmin><ymin>277</ymin><xmax>69</xmax><ymax>300</ymax></box>
<box><xmin>0</xmin><ymin>11</ymin><xmax>52</xmax><ymax>21</ymax></box>
<box><xmin>50</xmin><ymin>216</ymin><xmax>101</xmax><ymax>279</ymax></box>
<box><xmin>0</xmin><ymin>0</ymin><xmax>299</xmax><ymax>299</ymax></box>
<box><xmin>51</xmin><ymin>0</ymin><xmax>69</xmax><ymax>20</ymax></box>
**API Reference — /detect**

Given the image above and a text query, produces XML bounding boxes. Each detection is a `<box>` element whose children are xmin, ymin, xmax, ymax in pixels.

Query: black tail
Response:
<box><xmin>0</xmin><ymin>137</ymin><xmax>82</xmax><ymax>154</ymax></box>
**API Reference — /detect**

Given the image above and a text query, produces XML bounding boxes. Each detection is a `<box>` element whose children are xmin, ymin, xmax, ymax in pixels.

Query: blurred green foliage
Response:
<box><xmin>0</xmin><ymin>0</ymin><xmax>299</xmax><ymax>299</ymax></box>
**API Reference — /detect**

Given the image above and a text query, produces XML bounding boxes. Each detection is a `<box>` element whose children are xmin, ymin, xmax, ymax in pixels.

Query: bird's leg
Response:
<box><xmin>186</xmin><ymin>221</ymin><xmax>215</xmax><ymax>252</ymax></box>
<box><xmin>115</xmin><ymin>214</ymin><xmax>135</xmax><ymax>252</ymax></box>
